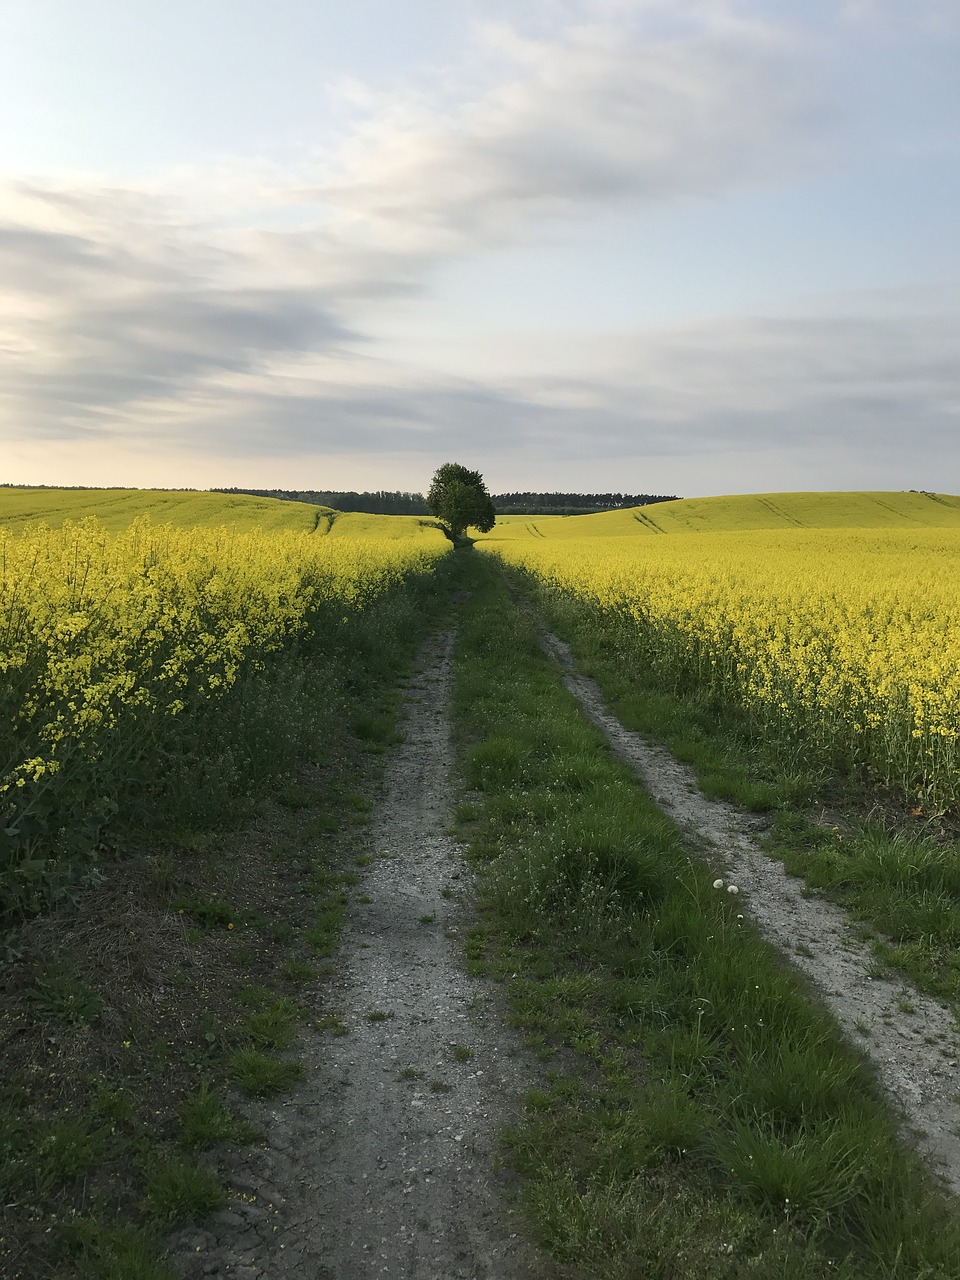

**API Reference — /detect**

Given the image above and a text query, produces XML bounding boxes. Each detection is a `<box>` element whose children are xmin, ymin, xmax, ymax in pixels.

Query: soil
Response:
<box><xmin>540</xmin><ymin>629</ymin><xmax>960</xmax><ymax>1199</ymax></box>
<box><xmin>168</xmin><ymin>608</ymin><xmax>960</xmax><ymax>1280</ymax></box>
<box><xmin>168</xmin><ymin>631</ymin><xmax>543</xmax><ymax>1280</ymax></box>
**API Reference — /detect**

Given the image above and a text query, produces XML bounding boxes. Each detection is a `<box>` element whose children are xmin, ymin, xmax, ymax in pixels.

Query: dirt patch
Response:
<box><xmin>540</xmin><ymin>629</ymin><xmax>960</xmax><ymax>1199</ymax></box>
<box><xmin>170</xmin><ymin>631</ymin><xmax>542</xmax><ymax>1279</ymax></box>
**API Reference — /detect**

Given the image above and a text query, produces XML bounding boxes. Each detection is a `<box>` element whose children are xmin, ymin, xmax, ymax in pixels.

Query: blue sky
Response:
<box><xmin>1</xmin><ymin>0</ymin><xmax>958</xmax><ymax>496</ymax></box>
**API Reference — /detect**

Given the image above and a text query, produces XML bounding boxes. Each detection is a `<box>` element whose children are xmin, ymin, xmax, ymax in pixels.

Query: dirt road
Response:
<box><xmin>170</xmin><ymin>614</ymin><xmax>960</xmax><ymax>1279</ymax></box>
<box><xmin>542</xmin><ymin>628</ymin><xmax>960</xmax><ymax>1198</ymax></box>
<box><xmin>170</xmin><ymin>632</ymin><xmax>539</xmax><ymax>1279</ymax></box>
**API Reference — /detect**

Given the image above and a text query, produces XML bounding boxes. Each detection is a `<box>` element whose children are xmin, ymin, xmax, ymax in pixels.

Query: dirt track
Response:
<box><xmin>542</xmin><ymin>628</ymin><xmax>960</xmax><ymax>1198</ymax></box>
<box><xmin>169</xmin><ymin>631</ymin><xmax>540</xmax><ymax>1280</ymax></box>
<box><xmin>169</xmin><ymin>612</ymin><xmax>960</xmax><ymax>1279</ymax></box>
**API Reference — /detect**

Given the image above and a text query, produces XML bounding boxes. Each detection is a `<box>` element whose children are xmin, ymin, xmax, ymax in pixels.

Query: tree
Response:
<box><xmin>427</xmin><ymin>463</ymin><xmax>496</xmax><ymax>543</ymax></box>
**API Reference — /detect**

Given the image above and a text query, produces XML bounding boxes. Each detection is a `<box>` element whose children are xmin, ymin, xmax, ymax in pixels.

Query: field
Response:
<box><xmin>4</xmin><ymin>485</ymin><xmax>960</xmax><ymax>1279</ymax></box>
<box><xmin>477</xmin><ymin>491</ymin><xmax>960</xmax><ymax>815</ymax></box>
<box><xmin>487</xmin><ymin>489</ymin><xmax>960</xmax><ymax>540</ymax></box>
<box><xmin>0</xmin><ymin>491</ymin><xmax>448</xmax><ymax>919</ymax></box>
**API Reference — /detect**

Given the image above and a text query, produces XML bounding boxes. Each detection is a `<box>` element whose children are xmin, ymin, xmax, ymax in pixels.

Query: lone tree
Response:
<box><xmin>427</xmin><ymin>463</ymin><xmax>496</xmax><ymax>543</ymax></box>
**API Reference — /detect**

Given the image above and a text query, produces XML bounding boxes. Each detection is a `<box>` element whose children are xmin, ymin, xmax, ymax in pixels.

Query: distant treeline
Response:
<box><xmin>213</xmin><ymin>488</ymin><xmax>429</xmax><ymax>514</ymax></box>
<box><xmin>493</xmin><ymin>491</ymin><xmax>679</xmax><ymax>515</ymax></box>
<box><xmin>214</xmin><ymin>488</ymin><xmax>679</xmax><ymax>516</ymax></box>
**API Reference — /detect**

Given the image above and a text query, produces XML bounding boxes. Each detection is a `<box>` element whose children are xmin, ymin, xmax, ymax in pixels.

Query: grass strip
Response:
<box><xmin>452</xmin><ymin>554</ymin><xmax>960</xmax><ymax>1279</ymax></box>
<box><xmin>515</xmin><ymin>574</ymin><xmax>960</xmax><ymax>1009</ymax></box>
<box><xmin>0</xmin><ymin>559</ymin><xmax>455</xmax><ymax>1279</ymax></box>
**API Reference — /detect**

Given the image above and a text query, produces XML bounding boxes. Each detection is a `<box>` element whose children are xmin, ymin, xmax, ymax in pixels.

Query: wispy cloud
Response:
<box><xmin>0</xmin><ymin>8</ymin><xmax>830</xmax><ymax>457</ymax></box>
<box><xmin>1</xmin><ymin>3</ymin><xmax>954</xmax><ymax>493</ymax></box>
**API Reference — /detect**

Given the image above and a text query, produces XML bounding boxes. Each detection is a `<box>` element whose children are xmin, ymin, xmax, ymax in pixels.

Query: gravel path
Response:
<box><xmin>169</xmin><ymin>630</ymin><xmax>541</xmax><ymax>1280</ymax></box>
<box><xmin>540</xmin><ymin>629</ymin><xmax>960</xmax><ymax>1198</ymax></box>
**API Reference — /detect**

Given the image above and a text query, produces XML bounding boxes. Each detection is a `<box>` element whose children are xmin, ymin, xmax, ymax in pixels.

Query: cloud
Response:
<box><xmin>0</xmin><ymin>6</ymin><xmax>835</xmax><ymax>463</ymax></box>
<box><xmin>301</xmin><ymin>14</ymin><xmax>827</xmax><ymax>256</ymax></box>
<box><xmin>513</xmin><ymin>302</ymin><xmax>960</xmax><ymax>455</ymax></box>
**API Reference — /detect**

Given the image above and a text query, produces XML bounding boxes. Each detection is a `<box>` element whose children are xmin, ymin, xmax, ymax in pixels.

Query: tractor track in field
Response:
<box><xmin>166</xmin><ymin>596</ymin><xmax>960</xmax><ymax>1280</ymax></box>
<box><xmin>540</xmin><ymin>628</ymin><xmax>960</xmax><ymax>1199</ymax></box>
<box><xmin>168</xmin><ymin>630</ymin><xmax>543</xmax><ymax>1280</ymax></box>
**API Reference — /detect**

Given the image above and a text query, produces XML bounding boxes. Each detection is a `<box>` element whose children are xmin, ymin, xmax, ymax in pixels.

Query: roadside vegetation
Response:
<box><xmin>0</xmin><ymin>526</ymin><xmax>453</xmax><ymax>1279</ymax></box>
<box><xmin>5</xmin><ymin>483</ymin><xmax>960</xmax><ymax>1277</ymax></box>
<box><xmin>475</xmin><ymin>492</ymin><xmax>960</xmax><ymax>1010</ymax></box>
<box><xmin>452</xmin><ymin>554</ymin><xmax>960</xmax><ymax>1278</ymax></box>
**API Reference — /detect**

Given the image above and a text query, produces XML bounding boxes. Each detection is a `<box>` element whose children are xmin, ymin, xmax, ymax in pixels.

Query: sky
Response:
<box><xmin>1</xmin><ymin>0</ymin><xmax>958</xmax><ymax>498</ymax></box>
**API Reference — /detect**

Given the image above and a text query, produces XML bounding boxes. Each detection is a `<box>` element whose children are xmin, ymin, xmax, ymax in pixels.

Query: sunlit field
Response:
<box><xmin>476</xmin><ymin>492</ymin><xmax>960</xmax><ymax>813</ymax></box>
<box><xmin>0</xmin><ymin>492</ymin><xmax>448</xmax><ymax>916</ymax></box>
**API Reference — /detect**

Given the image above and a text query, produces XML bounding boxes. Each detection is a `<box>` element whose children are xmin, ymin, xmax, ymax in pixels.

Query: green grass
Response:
<box><xmin>143</xmin><ymin>1158</ymin><xmax>226</xmax><ymax>1223</ymax></box>
<box><xmin>475</xmin><ymin>490</ymin><xmax>960</xmax><ymax>544</ymax></box>
<box><xmin>524</xmin><ymin>580</ymin><xmax>960</xmax><ymax>1008</ymax></box>
<box><xmin>0</xmin><ymin>548</ymin><xmax>459</xmax><ymax>1279</ymax></box>
<box><xmin>451</xmin><ymin>553</ymin><xmax>960</xmax><ymax>1279</ymax></box>
<box><xmin>26</xmin><ymin>973</ymin><xmax>104</xmax><ymax>1024</ymax></box>
<box><xmin>225</xmin><ymin>1048</ymin><xmax>305</xmax><ymax>1098</ymax></box>
<box><xmin>178</xmin><ymin>1085</ymin><xmax>258</xmax><ymax>1149</ymax></box>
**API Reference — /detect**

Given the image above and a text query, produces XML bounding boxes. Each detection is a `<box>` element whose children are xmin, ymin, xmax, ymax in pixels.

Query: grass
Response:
<box><xmin>0</xmin><ymin>553</ymin><xmax>458</xmax><ymax>1280</ymax></box>
<box><xmin>143</xmin><ymin>1159</ymin><xmax>227</xmax><ymax>1223</ymax></box>
<box><xmin>451</xmin><ymin>553</ymin><xmax>960</xmax><ymax>1279</ymax></box>
<box><xmin>226</xmin><ymin>1048</ymin><xmax>304</xmax><ymax>1098</ymax></box>
<box><xmin>525</xmin><ymin>578</ymin><xmax>960</xmax><ymax>1008</ymax></box>
<box><xmin>178</xmin><ymin>1085</ymin><xmax>258</xmax><ymax>1149</ymax></box>
<box><xmin>26</xmin><ymin>972</ymin><xmax>104</xmax><ymax>1024</ymax></box>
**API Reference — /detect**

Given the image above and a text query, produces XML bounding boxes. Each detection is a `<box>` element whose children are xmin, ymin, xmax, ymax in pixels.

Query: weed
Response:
<box><xmin>315</xmin><ymin>1014</ymin><xmax>349</xmax><ymax>1036</ymax></box>
<box><xmin>172</xmin><ymin>895</ymin><xmax>236</xmax><ymax>930</ymax></box>
<box><xmin>242</xmin><ymin>998</ymin><xmax>301</xmax><ymax>1050</ymax></box>
<box><xmin>144</xmin><ymin>1158</ymin><xmax>226</xmax><ymax>1223</ymax></box>
<box><xmin>304</xmin><ymin>813</ymin><xmax>338</xmax><ymax>836</ymax></box>
<box><xmin>27</xmin><ymin>973</ymin><xmax>103</xmax><ymax>1024</ymax></box>
<box><xmin>65</xmin><ymin>1220</ymin><xmax>175</xmax><ymax>1280</ymax></box>
<box><xmin>33</xmin><ymin>1116</ymin><xmax>110</xmax><ymax>1190</ymax></box>
<box><xmin>277</xmin><ymin>784</ymin><xmax>314</xmax><ymax>810</ymax></box>
<box><xmin>178</xmin><ymin>1084</ymin><xmax>258</xmax><ymax>1149</ymax></box>
<box><xmin>226</xmin><ymin>1049</ymin><xmax>304</xmax><ymax>1098</ymax></box>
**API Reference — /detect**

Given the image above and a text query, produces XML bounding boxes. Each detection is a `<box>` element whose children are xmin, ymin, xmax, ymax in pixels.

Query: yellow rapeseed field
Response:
<box><xmin>477</xmin><ymin>493</ymin><xmax>960</xmax><ymax>812</ymax></box>
<box><xmin>0</xmin><ymin>502</ymin><xmax>448</xmax><ymax>911</ymax></box>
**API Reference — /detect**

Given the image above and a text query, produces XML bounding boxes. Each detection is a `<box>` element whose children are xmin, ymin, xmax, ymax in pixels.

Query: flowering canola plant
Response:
<box><xmin>479</xmin><ymin>526</ymin><xmax>960</xmax><ymax>813</ymax></box>
<box><xmin>0</xmin><ymin>514</ymin><xmax>448</xmax><ymax>913</ymax></box>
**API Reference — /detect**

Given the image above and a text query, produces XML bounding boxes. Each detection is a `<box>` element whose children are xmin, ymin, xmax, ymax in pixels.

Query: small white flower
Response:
<box><xmin>727</xmin><ymin>884</ymin><xmax>739</xmax><ymax>895</ymax></box>
<box><xmin>713</xmin><ymin>879</ymin><xmax>724</xmax><ymax>889</ymax></box>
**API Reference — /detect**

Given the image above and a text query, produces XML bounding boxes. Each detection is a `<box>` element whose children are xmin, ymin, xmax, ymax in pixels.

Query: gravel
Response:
<box><xmin>541</xmin><ymin>627</ymin><xmax>960</xmax><ymax>1198</ymax></box>
<box><xmin>168</xmin><ymin>630</ymin><xmax>542</xmax><ymax>1280</ymax></box>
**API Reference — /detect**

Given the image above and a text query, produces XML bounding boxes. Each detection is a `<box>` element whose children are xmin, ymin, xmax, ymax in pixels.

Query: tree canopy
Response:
<box><xmin>427</xmin><ymin>463</ymin><xmax>496</xmax><ymax>542</ymax></box>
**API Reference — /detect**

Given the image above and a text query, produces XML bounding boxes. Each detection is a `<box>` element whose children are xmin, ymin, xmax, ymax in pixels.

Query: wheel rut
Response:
<box><xmin>169</xmin><ymin>630</ymin><xmax>540</xmax><ymax>1280</ymax></box>
<box><xmin>540</xmin><ymin>628</ymin><xmax>960</xmax><ymax>1198</ymax></box>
